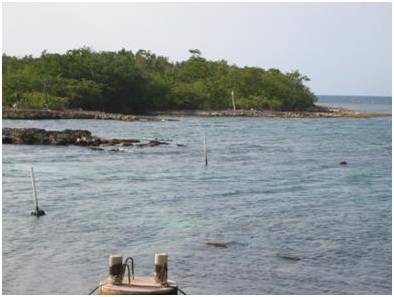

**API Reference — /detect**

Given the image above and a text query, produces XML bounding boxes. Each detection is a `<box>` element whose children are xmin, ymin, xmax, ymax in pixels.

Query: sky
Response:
<box><xmin>2</xmin><ymin>2</ymin><xmax>392</xmax><ymax>96</ymax></box>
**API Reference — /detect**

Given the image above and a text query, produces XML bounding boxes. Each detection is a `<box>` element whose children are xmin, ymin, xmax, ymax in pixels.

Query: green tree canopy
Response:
<box><xmin>3</xmin><ymin>48</ymin><xmax>317</xmax><ymax>112</ymax></box>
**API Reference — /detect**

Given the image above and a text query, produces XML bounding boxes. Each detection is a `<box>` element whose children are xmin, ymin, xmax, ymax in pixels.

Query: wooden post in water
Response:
<box><xmin>231</xmin><ymin>90</ymin><xmax>236</xmax><ymax>115</ymax></box>
<box><xmin>203</xmin><ymin>134</ymin><xmax>208</xmax><ymax>167</ymax></box>
<box><xmin>30</xmin><ymin>167</ymin><xmax>45</xmax><ymax>217</ymax></box>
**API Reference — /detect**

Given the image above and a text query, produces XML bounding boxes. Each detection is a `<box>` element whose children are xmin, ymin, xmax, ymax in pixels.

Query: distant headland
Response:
<box><xmin>3</xmin><ymin>47</ymin><xmax>391</xmax><ymax>119</ymax></box>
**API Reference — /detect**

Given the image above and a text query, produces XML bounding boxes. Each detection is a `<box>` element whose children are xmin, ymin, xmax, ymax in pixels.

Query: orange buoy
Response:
<box><xmin>99</xmin><ymin>276</ymin><xmax>178</xmax><ymax>295</ymax></box>
<box><xmin>339</xmin><ymin>160</ymin><xmax>347</xmax><ymax>165</ymax></box>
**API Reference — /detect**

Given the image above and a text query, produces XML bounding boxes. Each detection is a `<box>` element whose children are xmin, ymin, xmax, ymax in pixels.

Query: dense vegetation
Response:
<box><xmin>3</xmin><ymin>48</ymin><xmax>317</xmax><ymax>113</ymax></box>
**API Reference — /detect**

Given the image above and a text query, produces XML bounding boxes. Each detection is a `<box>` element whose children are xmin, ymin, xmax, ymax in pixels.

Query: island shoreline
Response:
<box><xmin>2</xmin><ymin>106</ymin><xmax>391</xmax><ymax>121</ymax></box>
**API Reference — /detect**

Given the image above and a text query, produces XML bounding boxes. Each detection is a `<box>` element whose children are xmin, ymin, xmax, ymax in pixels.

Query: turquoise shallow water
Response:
<box><xmin>2</xmin><ymin>97</ymin><xmax>392</xmax><ymax>294</ymax></box>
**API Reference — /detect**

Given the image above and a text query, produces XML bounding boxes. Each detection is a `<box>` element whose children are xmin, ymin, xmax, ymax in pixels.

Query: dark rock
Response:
<box><xmin>135</xmin><ymin>139</ymin><xmax>170</xmax><ymax>148</ymax></box>
<box><xmin>149</xmin><ymin>140</ymin><xmax>169</xmax><ymax>146</ymax></box>
<box><xmin>277</xmin><ymin>254</ymin><xmax>301</xmax><ymax>261</ymax></box>
<box><xmin>2</xmin><ymin>128</ymin><xmax>168</xmax><ymax>151</ymax></box>
<box><xmin>3</xmin><ymin>108</ymin><xmax>143</xmax><ymax>121</ymax></box>
<box><xmin>119</xmin><ymin>142</ymin><xmax>134</xmax><ymax>147</ymax></box>
<box><xmin>206</xmin><ymin>241</ymin><xmax>228</xmax><ymax>248</ymax></box>
<box><xmin>103</xmin><ymin>138</ymin><xmax>140</xmax><ymax>146</ymax></box>
<box><xmin>2</xmin><ymin>128</ymin><xmax>93</xmax><ymax>146</ymax></box>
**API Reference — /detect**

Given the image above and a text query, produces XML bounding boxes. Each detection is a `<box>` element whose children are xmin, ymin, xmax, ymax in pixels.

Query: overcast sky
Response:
<box><xmin>2</xmin><ymin>2</ymin><xmax>392</xmax><ymax>96</ymax></box>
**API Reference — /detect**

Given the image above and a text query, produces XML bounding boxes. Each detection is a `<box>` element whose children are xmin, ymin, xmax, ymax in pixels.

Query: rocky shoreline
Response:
<box><xmin>3</xmin><ymin>108</ymin><xmax>159</xmax><ymax>121</ymax></box>
<box><xmin>3</xmin><ymin>106</ymin><xmax>391</xmax><ymax>120</ymax></box>
<box><xmin>148</xmin><ymin>106</ymin><xmax>391</xmax><ymax>118</ymax></box>
<box><xmin>2</xmin><ymin>128</ymin><xmax>170</xmax><ymax>151</ymax></box>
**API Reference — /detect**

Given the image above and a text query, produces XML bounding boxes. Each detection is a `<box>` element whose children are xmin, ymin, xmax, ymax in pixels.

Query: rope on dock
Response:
<box><xmin>175</xmin><ymin>286</ymin><xmax>187</xmax><ymax>295</ymax></box>
<box><xmin>88</xmin><ymin>284</ymin><xmax>102</xmax><ymax>295</ymax></box>
<box><xmin>89</xmin><ymin>284</ymin><xmax>185</xmax><ymax>295</ymax></box>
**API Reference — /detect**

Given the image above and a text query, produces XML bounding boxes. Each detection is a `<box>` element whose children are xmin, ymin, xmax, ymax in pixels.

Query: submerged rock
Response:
<box><xmin>276</xmin><ymin>253</ymin><xmax>301</xmax><ymax>261</ymax></box>
<box><xmin>135</xmin><ymin>139</ymin><xmax>170</xmax><ymax>147</ymax></box>
<box><xmin>206</xmin><ymin>241</ymin><xmax>228</xmax><ymax>248</ymax></box>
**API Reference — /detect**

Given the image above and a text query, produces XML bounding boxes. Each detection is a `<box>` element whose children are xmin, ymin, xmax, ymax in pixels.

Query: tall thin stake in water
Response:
<box><xmin>30</xmin><ymin>167</ymin><xmax>45</xmax><ymax>217</ymax></box>
<box><xmin>203</xmin><ymin>134</ymin><xmax>208</xmax><ymax>167</ymax></box>
<box><xmin>231</xmin><ymin>90</ymin><xmax>236</xmax><ymax>115</ymax></box>
<box><xmin>31</xmin><ymin>168</ymin><xmax>39</xmax><ymax>210</ymax></box>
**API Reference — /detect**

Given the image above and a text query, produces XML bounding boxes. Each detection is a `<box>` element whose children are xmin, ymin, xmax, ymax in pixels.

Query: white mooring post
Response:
<box><xmin>30</xmin><ymin>167</ymin><xmax>45</xmax><ymax>217</ymax></box>
<box><xmin>231</xmin><ymin>90</ymin><xmax>236</xmax><ymax>114</ymax></box>
<box><xmin>108</xmin><ymin>255</ymin><xmax>123</xmax><ymax>285</ymax></box>
<box><xmin>30</xmin><ymin>168</ymin><xmax>39</xmax><ymax>211</ymax></box>
<box><xmin>203</xmin><ymin>134</ymin><xmax>208</xmax><ymax>167</ymax></box>
<box><xmin>154</xmin><ymin>253</ymin><xmax>168</xmax><ymax>285</ymax></box>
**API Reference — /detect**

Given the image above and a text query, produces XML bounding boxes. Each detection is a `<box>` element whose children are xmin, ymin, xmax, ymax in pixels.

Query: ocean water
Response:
<box><xmin>2</xmin><ymin>96</ymin><xmax>392</xmax><ymax>294</ymax></box>
<box><xmin>318</xmin><ymin>95</ymin><xmax>392</xmax><ymax>113</ymax></box>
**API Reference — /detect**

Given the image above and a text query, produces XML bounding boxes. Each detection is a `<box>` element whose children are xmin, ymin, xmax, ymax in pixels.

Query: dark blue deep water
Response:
<box><xmin>2</xmin><ymin>96</ymin><xmax>392</xmax><ymax>294</ymax></box>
